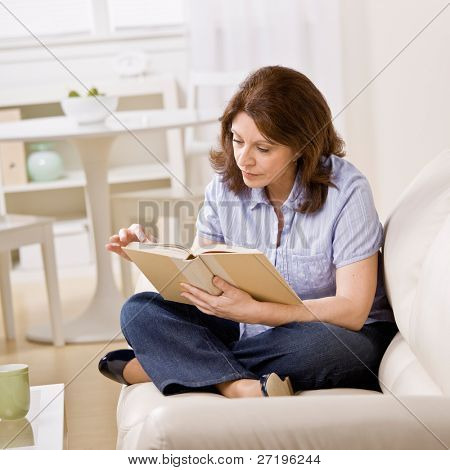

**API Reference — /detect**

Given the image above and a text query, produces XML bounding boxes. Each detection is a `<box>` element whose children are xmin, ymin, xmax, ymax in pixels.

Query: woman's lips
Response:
<box><xmin>242</xmin><ymin>170</ymin><xmax>260</xmax><ymax>178</ymax></box>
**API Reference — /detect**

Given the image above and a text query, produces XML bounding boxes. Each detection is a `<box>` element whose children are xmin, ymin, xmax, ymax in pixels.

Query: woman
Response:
<box><xmin>100</xmin><ymin>65</ymin><xmax>398</xmax><ymax>398</ymax></box>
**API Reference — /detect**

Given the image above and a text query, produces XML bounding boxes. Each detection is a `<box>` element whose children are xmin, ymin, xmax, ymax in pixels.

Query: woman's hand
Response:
<box><xmin>180</xmin><ymin>276</ymin><xmax>262</xmax><ymax>324</ymax></box>
<box><xmin>105</xmin><ymin>223</ymin><xmax>154</xmax><ymax>261</ymax></box>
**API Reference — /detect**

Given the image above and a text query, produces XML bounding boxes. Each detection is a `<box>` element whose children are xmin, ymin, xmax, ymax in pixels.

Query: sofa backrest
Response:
<box><xmin>381</xmin><ymin>149</ymin><xmax>450</xmax><ymax>396</ymax></box>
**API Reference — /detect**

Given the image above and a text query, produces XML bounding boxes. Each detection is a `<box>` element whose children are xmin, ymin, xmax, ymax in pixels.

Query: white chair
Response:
<box><xmin>184</xmin><ymin>71</ymin><xmax>246</xmax><ymax>158</ymax></box>
<box><xmin>0</xmin><ymin>108</ymin><xmax>64</xmax><ymax>346</ymax></box>
<box><xmin>0</xmin><ymin>214</ymin><xmax>65</xmax><ymax>346</ymax></box>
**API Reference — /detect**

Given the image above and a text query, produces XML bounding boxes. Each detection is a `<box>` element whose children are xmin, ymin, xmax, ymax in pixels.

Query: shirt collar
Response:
<box><xmin>248</xmin><ymin>164</ymin><xmax>304</xmax><ymax>211</ymax></box>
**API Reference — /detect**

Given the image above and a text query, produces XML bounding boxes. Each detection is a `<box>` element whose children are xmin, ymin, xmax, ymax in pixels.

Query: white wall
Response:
<box><xmin>341</xmin><ymin>0</ymin><xmax>450</xmax><ymax>223</ymax></box>
<box><xmin>2</xmin><ymin>1</ymin><xmax>448</xmax><ymax>224</ymax></box>
<box><xmin>0</xmin><ymin>32</ymin><xmax>190</xmax><ymax>218</ymax></box>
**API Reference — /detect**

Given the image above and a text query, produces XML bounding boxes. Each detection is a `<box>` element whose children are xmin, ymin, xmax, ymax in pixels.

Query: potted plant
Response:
<box><xmin>60</xmin><ymin>87</ymin><xmax>118</xmax><ymax>124</ymax></box>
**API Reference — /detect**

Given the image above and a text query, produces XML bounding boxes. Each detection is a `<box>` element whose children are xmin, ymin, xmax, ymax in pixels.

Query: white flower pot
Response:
<box><xmin>60</xmin><ymin>95</ymin><xmax>119</xmax><ymax>124</ymax></box>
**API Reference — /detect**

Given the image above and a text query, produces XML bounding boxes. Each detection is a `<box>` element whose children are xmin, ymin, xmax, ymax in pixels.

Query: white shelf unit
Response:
<box><xmin>3</xmin><ymin>162</ymin><xmax>171</xmax><ymax>193</ymax></box>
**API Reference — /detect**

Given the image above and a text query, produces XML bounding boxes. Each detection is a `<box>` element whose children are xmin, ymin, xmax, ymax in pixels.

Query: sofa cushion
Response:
<box><xmin>116</xmin><ymin>383</ymin><xmax>380</xmax><ymax>449</ymax></box>
<box><xmin>116</xmin><ymin>382</ymin><xmax>450</xmax><ymax>449</ymax></box>
<box><xmin>383</xmin><ymin>149</ymin><xmax>450</xmax><ymax>395</ymax></box>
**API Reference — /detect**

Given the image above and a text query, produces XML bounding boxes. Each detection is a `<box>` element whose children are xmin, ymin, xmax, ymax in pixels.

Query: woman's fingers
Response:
<box><xmin>106</xmin><ymin>224</ymin><xmax>152</xmax><ymax>260</ymax></box>
<box><xmin>107</xmin><ymin>235</ymin><xmax>130</xmax><ymax>258</ymax></box>
<box><xmin>105</xmin><ymin>242</ymin><xmax>131</xmax><ymax>261</ymax></box>
<box><xmin>119</xmin><ymin>228</ymin><xmax>132</xmax><ymax>244</ymax></box>
<box><xmin>110</xmin><ymin>225</ymin><xmax>151</xmax><ymax>245</ymax></box>
<box><xmin>180</xmin><ymin>292</ymin><xmax>217</xmax><ymax>315</ymax></box>
<box><xmin>109</xmin><ymin>233</ymin><xmax>129</xmax><ymax>245</ymax></box>
<box><xmin>113</xmin><ymin>228</ymin><xmax>139</xmax><ymax>245</ymax></box>
<box><xmin>129</xmin><ymin>224</ymin><xmax>149</xmax><ymax>242</ymax></box>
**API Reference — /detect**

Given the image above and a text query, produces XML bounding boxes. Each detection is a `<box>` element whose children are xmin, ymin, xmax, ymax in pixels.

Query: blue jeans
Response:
<box><xmin>120</xmin><ymin>292</ymin><xmax>398</xmax><ymax>396</ymax></box>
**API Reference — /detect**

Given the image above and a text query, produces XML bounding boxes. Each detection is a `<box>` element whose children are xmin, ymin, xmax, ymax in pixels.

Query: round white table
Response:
<box><xmin>0</xmin><ymin>109</ymin><xmax>219</xmax><ymax>343</ymax></box>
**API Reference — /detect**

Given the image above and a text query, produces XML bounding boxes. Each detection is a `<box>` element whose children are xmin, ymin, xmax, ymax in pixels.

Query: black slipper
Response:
<box><xmin>98</xmin><ymin>349</ymin><xmax>136</xmax><ymax>385</ymax></box>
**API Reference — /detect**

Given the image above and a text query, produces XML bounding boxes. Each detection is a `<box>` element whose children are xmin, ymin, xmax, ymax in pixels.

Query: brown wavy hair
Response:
<box><xmin>209</xmin><ymin>65</ymin><xmax>346</xmax><ymax>214</ymax></box>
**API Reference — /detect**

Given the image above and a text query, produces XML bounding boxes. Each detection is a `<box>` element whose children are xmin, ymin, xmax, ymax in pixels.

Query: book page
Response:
<box><xmin>125</xmin><ymin>241</ymin><xmax>261</xmax><ymax>258</ymax></box>
<box><xmin>124</xmin><ymin>241</ymin><xmax>193</xmax><ymax>260</ymax></box>
<box><xmin>193</xmin><ymin>243</ymin><xmax>262</xmax><ymax>256</ymax></box>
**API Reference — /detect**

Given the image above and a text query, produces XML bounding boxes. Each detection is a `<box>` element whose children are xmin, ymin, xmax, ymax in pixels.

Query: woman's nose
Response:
<box><xmin>237</xmin><ymin>146</ymin><xmax>255</xmax><ymax>167</ymax></box>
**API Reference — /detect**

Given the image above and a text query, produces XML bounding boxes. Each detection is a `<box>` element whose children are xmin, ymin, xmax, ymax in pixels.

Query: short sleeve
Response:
<box><xmin>196</xmin><ymin>174</ymin><xmax>225</xmax><ymax>243</ymax></box>
<box><xmin>332</xmin><ymin>174</ymin><xmax>384</xmax><ymax>268</ymax></box>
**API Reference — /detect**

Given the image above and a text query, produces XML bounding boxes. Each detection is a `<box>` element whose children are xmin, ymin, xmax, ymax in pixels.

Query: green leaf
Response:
<box><xmin>87</xmin><ymin>87</ymin><xmax>99</xmax><ymax>96</ymax></box>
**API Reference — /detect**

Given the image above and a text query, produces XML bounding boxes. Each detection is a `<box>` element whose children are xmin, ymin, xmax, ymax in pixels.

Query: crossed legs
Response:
<box><xmin>120</xmin><ymin>292</ymin><xmax>397</xmax><ymax>397</ymax></box>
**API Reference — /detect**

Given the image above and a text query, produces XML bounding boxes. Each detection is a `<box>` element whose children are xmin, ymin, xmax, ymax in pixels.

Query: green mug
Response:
<box><xmin>0</xmin><ymin>418</ymin><xmax>35</xmax><ymax>448</ymax></box>
<box><xmin>0</xmin><ymin>364</ymin><xmax>30</xmax><ymax>421</ymax></box>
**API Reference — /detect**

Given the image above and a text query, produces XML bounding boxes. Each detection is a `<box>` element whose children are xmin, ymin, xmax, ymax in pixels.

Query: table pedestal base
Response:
<box><xmin>26</xmin><ymin>289</ymin><xmax>125</xmax><ymax>344</ymax></box>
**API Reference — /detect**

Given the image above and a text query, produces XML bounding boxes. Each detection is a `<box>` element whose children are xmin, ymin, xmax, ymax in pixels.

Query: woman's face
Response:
<box><xmin>231</xmin><ymin>111</ymin><xmax>297</xmax><ymax>189</ymax></box>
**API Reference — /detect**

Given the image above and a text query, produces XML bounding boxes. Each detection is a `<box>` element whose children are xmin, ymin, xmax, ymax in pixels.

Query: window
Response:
<box><xmin>108</xmin><ymin>0</ymin><xmax>185</xmax><ymax>32</ymax></box>
<box><xmin>0</xmin><ymin>0</ymin><xmax>185</xmax><ymax>41</ymax></box>
<box><xmin>0</xmin><ymin>0</ymin><xmax>93</xmax><ymax>39</ymax></box>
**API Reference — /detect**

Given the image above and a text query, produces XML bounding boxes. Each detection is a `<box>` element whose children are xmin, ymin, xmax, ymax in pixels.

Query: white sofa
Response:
<box><xmin>116</xmin><ymin>149</ymin><xmax>450</xmax><ymax>449</ymax></box>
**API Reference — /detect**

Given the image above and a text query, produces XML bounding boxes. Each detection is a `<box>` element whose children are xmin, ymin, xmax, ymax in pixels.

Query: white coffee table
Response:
<box><xmin>0</xmin><ymin>383</ymin><xmax>66</xmax><ymax>450</ymax></box>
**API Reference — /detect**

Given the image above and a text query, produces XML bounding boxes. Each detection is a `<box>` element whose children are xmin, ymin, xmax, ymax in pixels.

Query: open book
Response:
<box><xmin>122</xmin><ymin>242</ymin><xmax>303</xmax><ymax>306</ymax></box>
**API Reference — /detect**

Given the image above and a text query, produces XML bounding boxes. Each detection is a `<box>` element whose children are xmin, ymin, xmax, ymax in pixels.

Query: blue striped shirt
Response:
<box><xmin>196</xmin><ymin>154</ymin><xmax>395</xmax><ymax>339</ymax></box>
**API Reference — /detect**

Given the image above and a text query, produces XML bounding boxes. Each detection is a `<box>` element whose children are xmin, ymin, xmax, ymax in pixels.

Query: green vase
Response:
<box><xmin>27</xmin><ymin>142</ymin><xmax>64</xmax><ymax>182</ymax></box>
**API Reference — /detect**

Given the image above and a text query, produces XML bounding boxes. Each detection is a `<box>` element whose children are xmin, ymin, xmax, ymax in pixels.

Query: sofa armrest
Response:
<box><xmin>134</xmin><ymin>394</ymin><xmax>450</xmax><ymax>449</ymax></box>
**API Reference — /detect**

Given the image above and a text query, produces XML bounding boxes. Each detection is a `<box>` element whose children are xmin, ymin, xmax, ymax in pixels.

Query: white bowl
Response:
<box><xmin>60</xmin><ymin>95</ymin><xmax>118</xmax><ymax>124</ymax></box>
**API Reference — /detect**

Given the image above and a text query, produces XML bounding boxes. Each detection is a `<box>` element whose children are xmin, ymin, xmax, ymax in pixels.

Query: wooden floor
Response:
<box><xmin>0</xmin><ymin>262</ymin><xmax>130</xmax><ymax>449</ymax></box>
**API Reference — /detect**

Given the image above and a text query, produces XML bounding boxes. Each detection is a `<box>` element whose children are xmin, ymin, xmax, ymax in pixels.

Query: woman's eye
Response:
<box><xmin>232</xmin><ymin>138</ymin><xmax>268</xmax><ymax>153</ymax></box>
